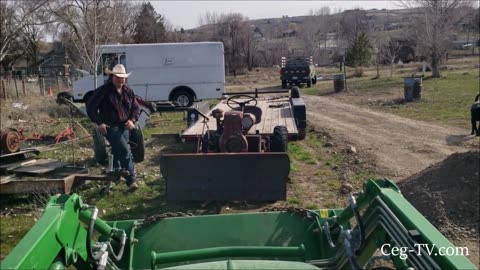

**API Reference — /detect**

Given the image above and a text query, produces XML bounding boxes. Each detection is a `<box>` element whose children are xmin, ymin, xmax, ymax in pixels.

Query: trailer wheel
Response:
<box><xmin>307</xmin><ymin>78</ymin><xmax>312</xmax><ymax>87</ymax></box>
<box><xmin>271</xmin><ymin>126</ymin><xmax>288</xmax><ymax>152</ymax></box>
<box><xmin>172</xmin><ymin>90</ymin><xmax>193</xmax><ymax>107</ymax></box>
<box><xmin>92</xmin><ymin>127</ymin><xmax>108</xmax><ymax>165</ymax></box>
<box><xmin>129</xmin><ymin>125</ymin><xmax>145</xmax><ymax>162</ymax></box>
<box><xmin>56</xmin><ymin>91</ymin><xmax>73</xmax><ymax>104</ymax></box>
<box><xmin>281</xmin><ymin>80</ymin><xmax>287</xmax><ymax>89</ymax></box>
<box><xmin>313</xmin><ymin>75</ymin><xmax>317</xmax><ymax>85</ymax></box>
<box><xmin>297</xmin><ymin>128</ymin><xmax>306</xmax><ymax>140</ymax></box>
<box><xmin>291</xmin><ymin>86</ymin><xmax>300</xmax><ymax>98</ymax></box>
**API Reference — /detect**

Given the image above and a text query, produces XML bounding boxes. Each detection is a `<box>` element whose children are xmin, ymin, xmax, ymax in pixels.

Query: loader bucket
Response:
<box><xmin>160</xmin><ymin>152</ymin><xmax>290</xmax><ymax>201</ymax></box>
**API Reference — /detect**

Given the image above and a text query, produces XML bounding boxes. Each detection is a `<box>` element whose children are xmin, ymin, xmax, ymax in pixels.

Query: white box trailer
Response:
<box><xmin>72</xmin><ymin>42</ymin><xmax>225</xmax><ymax>107</ymax></box>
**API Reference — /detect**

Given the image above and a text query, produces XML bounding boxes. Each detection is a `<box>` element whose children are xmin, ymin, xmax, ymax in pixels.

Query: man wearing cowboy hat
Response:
<box><xmin>87</xmin><ymin>64</ymin><xmax>140</xmax><ymax>191</ymax></box>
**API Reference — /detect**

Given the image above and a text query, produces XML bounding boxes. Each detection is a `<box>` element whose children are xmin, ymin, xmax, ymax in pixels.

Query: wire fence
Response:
<box><xmin>0</xmin><ymin>75</ymin><xmax>77</xmax><ymax>99</ymax></box>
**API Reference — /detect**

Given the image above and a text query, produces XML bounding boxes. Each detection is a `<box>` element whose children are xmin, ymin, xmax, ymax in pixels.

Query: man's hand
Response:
<box><xmin>98</xmin><ymin>123</ymin><xmax>108</xmax><ymax>135</ymax></box>
<box><xmin>125</xmin><ymin>120</ymin><xmax>135</xmax><ymax>130</ymax></box>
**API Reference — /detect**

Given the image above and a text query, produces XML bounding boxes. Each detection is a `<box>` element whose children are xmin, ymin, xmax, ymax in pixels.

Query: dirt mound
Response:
<box><xmin>399</xmin><ymin>151</ymin><xmax>479</xmax><ymax>240</ymax></box>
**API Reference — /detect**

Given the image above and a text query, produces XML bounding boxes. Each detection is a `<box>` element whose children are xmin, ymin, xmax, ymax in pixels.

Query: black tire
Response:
<box><xmin>172</xmin><ymin>90</ymin><xmax>193</xmax><ymax>107</ymax></box>
<box><xmin>297</xmin><ymin>128</ymin><xmax>306</xmax><ymax>140</ymax></box>
<box><xmin>307</xmin><ymin>78</ymin><xmax>312</xmax><ymax>87</ymax></box>
<box><xmin>129</xmin><ymin>125</ymin><xmax>145</xmax><ymax>162</ymax></box>
<box><xmin>291</xmin><ymin>86</ymin><xmax>300</xmax><ymax>98</ymax></box>
<box><xmin>92</xmin><ymin>127</ymin><xmax>108</xmax><ymax>165</ymax></box>
<box><xmin>281</xmin><ymin>80</ymin><xmax>287</xmax><ymax>89</ymax></box>
<box><xmin>56</xmin><ymin>91</ymin><xmax>73</xmax><ymax>104</ymax></box>
<box><xmin>312</xmin><ymin>75</ymin><xmax>317</xmax><ymax>85</ymax></box>
<box><xmin>270</xmin><ymin>126</ymin><xmax>288</xmax><ymax>152</ymax></box>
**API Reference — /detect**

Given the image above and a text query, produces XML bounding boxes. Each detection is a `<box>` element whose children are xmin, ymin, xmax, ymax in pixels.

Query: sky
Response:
<box><xmin>150</xmin><ymin>1</ymin><xmax>399</xmax><ymax>30</ymax></box>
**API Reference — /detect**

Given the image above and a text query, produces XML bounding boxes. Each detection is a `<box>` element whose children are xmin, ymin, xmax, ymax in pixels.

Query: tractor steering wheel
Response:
<box><xmin>226</xmin><ymin>94</ymin><xmax>258</xmax><ymax>109</ymax></box>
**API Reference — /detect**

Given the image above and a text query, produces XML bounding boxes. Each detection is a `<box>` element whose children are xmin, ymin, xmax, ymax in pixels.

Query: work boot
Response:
<box><xmin>127</xmin><ymin>182</ymin><xmax>138</xmax><ymax>192</ymax></box>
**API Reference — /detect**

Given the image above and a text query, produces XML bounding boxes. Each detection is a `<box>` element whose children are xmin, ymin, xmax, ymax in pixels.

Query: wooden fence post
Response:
<box><xmin>1</xmin><ymin>79</ymin><xmax>6</xmax><ymax>99</ymax></box>
<box><xmin>14</xmin><ymin>76</ymin><xmax>19</xmax><ymax>99</ymax></box>
<box><xmin>22</xmin><ymin>79</ymin><xmax>26</xmax><ymax>96</ymax></box>
<box><xmin>40</xmin><ymin>78</ymin><xmax>45</xmax><ymax>95</ymax></box>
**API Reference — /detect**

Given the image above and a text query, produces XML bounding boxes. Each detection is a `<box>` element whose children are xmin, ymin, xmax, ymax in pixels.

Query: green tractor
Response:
<box><xmin>1</xmin><ymin>179</ymin><xmax>475</xmax><ymax>270</ymax></box>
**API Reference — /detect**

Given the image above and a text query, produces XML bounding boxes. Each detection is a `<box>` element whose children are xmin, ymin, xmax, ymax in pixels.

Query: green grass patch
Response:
<box><xmin>143</xmin><ymin>112</ymin><xmax>186</xmax><ymax>139</ymax></box>
<box><xmin>304</xmin><ymin>68</ymin><xmax>479</xmax><ymax>130</ymax></box>
<box><xmin>381</xmin><ymin>71</ymin><xmax>479</xmax><ymax>129</ymax></box>
<box><xmin>288</xmin><ymin>142</ymin><xmax>317</xmax><ymax>164</ymax></box>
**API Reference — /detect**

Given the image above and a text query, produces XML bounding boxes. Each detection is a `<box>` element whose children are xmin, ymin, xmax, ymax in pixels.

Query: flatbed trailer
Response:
<box><xmin>180</xmin><ymin>90</ymin><xmax>306</xmax><ymax>142</ymax></box>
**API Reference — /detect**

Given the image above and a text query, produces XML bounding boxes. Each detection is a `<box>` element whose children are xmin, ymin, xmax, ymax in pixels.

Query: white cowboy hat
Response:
<box><xmin>105</xmin><ymin>64</ymin><xmax>131</xmax><ymax>78</ymax></box>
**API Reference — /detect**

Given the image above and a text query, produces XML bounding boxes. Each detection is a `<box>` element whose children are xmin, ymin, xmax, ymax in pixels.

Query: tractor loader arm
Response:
<box><xmin>2</xmin><ymin>179</ymin><xmax>476</xmax><ymax>270</ymax></box>
<box><xmin>0</xmin><ymin>193</ymin><xmax>128</xmax><ymax>270</ymax></box>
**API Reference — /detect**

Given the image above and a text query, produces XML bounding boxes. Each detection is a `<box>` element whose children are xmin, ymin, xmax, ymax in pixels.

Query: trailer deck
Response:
<box><xmin>181</xmin><ymin>96</ymin><xmax>298</xmax><ymax>140</ymax></box>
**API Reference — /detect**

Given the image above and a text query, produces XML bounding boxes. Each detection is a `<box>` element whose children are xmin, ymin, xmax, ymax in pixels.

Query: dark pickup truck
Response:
<box><xmin>280</xmin><ymin>57</ymin><xmax>317</xmax><ymax>88</ymax></box>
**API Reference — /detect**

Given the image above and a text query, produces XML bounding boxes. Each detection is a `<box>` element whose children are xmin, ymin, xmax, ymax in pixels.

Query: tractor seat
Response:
<box><xmin>233</xmin><ymin>105</ymin><xmax>263</xmax><ymax>124</ymax></box>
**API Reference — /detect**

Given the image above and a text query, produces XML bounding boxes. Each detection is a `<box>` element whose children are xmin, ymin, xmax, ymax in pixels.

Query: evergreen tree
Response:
<box><xmin>133</xmin><ymin>3</ymin><xmax>166</xmax><ymax>43</ymax></box>
<box><xmin>345</xmin><ymin>32</ymin><xmax>371</xmax><ymax>67</ymax></box>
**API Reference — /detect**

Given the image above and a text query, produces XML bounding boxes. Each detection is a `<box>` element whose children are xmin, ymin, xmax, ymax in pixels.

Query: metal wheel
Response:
<box><xmin>1</xmin><ymin>129</ymin><xmax>21</xmax><ymax>154</ymax></box>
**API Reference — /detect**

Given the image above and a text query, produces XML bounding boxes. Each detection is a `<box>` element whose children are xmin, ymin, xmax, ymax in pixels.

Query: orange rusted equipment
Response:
<box><xmin>53</xmin><ymin>127</ymin><xmax>75</xmax><ymax>144</ymax></box>
<box><xmin>0</xmin><ymin>128</ymin><xmax>24</xmax><ymax>154</ymax></box>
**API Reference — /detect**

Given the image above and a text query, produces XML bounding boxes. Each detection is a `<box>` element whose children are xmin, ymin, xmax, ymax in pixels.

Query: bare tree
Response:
<box><xmin>370</xmin><ymin>31</ymin><xmax>404</xmax><ymax>78</ymax></box>
<box><xmin>241</xmin><ymin>24</ymin><xmax>266</xmax><ymax>70</ymax></box>
<box><xmin>164</xmin><ymin>20</ymin><xmax>188</xmax><ymax>43</ymax></box>
<box><xmin>0</xmin><ymin>0</ymin><xmax>49</xmax><ymax>64</ymax></box>
<box><xmin>400</xmin><ymin>0</ymin><xmax>472</xmax><ymax>77</ymax></box>
<box><xmin>339</xmin><ymin>9</ymin><xmax>369</xmax><ymax>42</ymax></box>
<box><xmin>298</xmin><ymin>17</ymin><xmax>319</xmax><ymax>57</ymax></box>
<box><xmin>0</xmin><ymin>0</ymin><xmax>52</xmax><ymax>74</ymax></box>
<box><xmin>382</xmin><ymin>38</ymin><xmax>403</xmax><ymax>77</ymax></box>
<box><xmin>116</xmin><ymin>1</ymin><xmax>141</xmax><ymax>43</ymax></box>
<box><xmin>19</xmin><ymin>6</ymin><xmax>53</xmax><ymax>68</ymax></box>
<box><xmin>299</xmin><ymin>7</ymin><xmax>332</xmax><ymax>62</ymax></box>
<box><xmin>197</xmin><ymin>11</ymin><xmax>220</xmax><ymax>27</ymax></box>
<box><xmin>48</xmin><ymin>0</ymin><xmax>138</xmax><ymax>78</ymax></box>
<box><xmin>217</xmin><ymin>13</ymin><xmax>249</xmax><ymax>76</ymax></box>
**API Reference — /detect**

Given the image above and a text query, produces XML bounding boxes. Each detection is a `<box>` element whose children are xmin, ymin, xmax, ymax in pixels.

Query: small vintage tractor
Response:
<box><xmin>160</xmin><ymin>89</ymin><xmax>306</xmax><ymax>201</ymax></box>
<box><xmin>1</xmin><ymin>179</ymin><xmax>476</xmax><ymax>270</ymax></box>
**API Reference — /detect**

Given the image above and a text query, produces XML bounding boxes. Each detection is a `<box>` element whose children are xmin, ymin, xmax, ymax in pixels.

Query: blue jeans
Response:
<box><xmin>105</xmin><ymin>126</ymin><xmax>136</xmax><ymax>186</ymax></box>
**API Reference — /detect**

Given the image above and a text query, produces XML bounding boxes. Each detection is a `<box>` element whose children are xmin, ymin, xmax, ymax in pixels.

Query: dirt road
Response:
<box><xmin>303</xmin><ymin>95</ymin><xmax>476</xmax><ymax>181</ymax></box>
